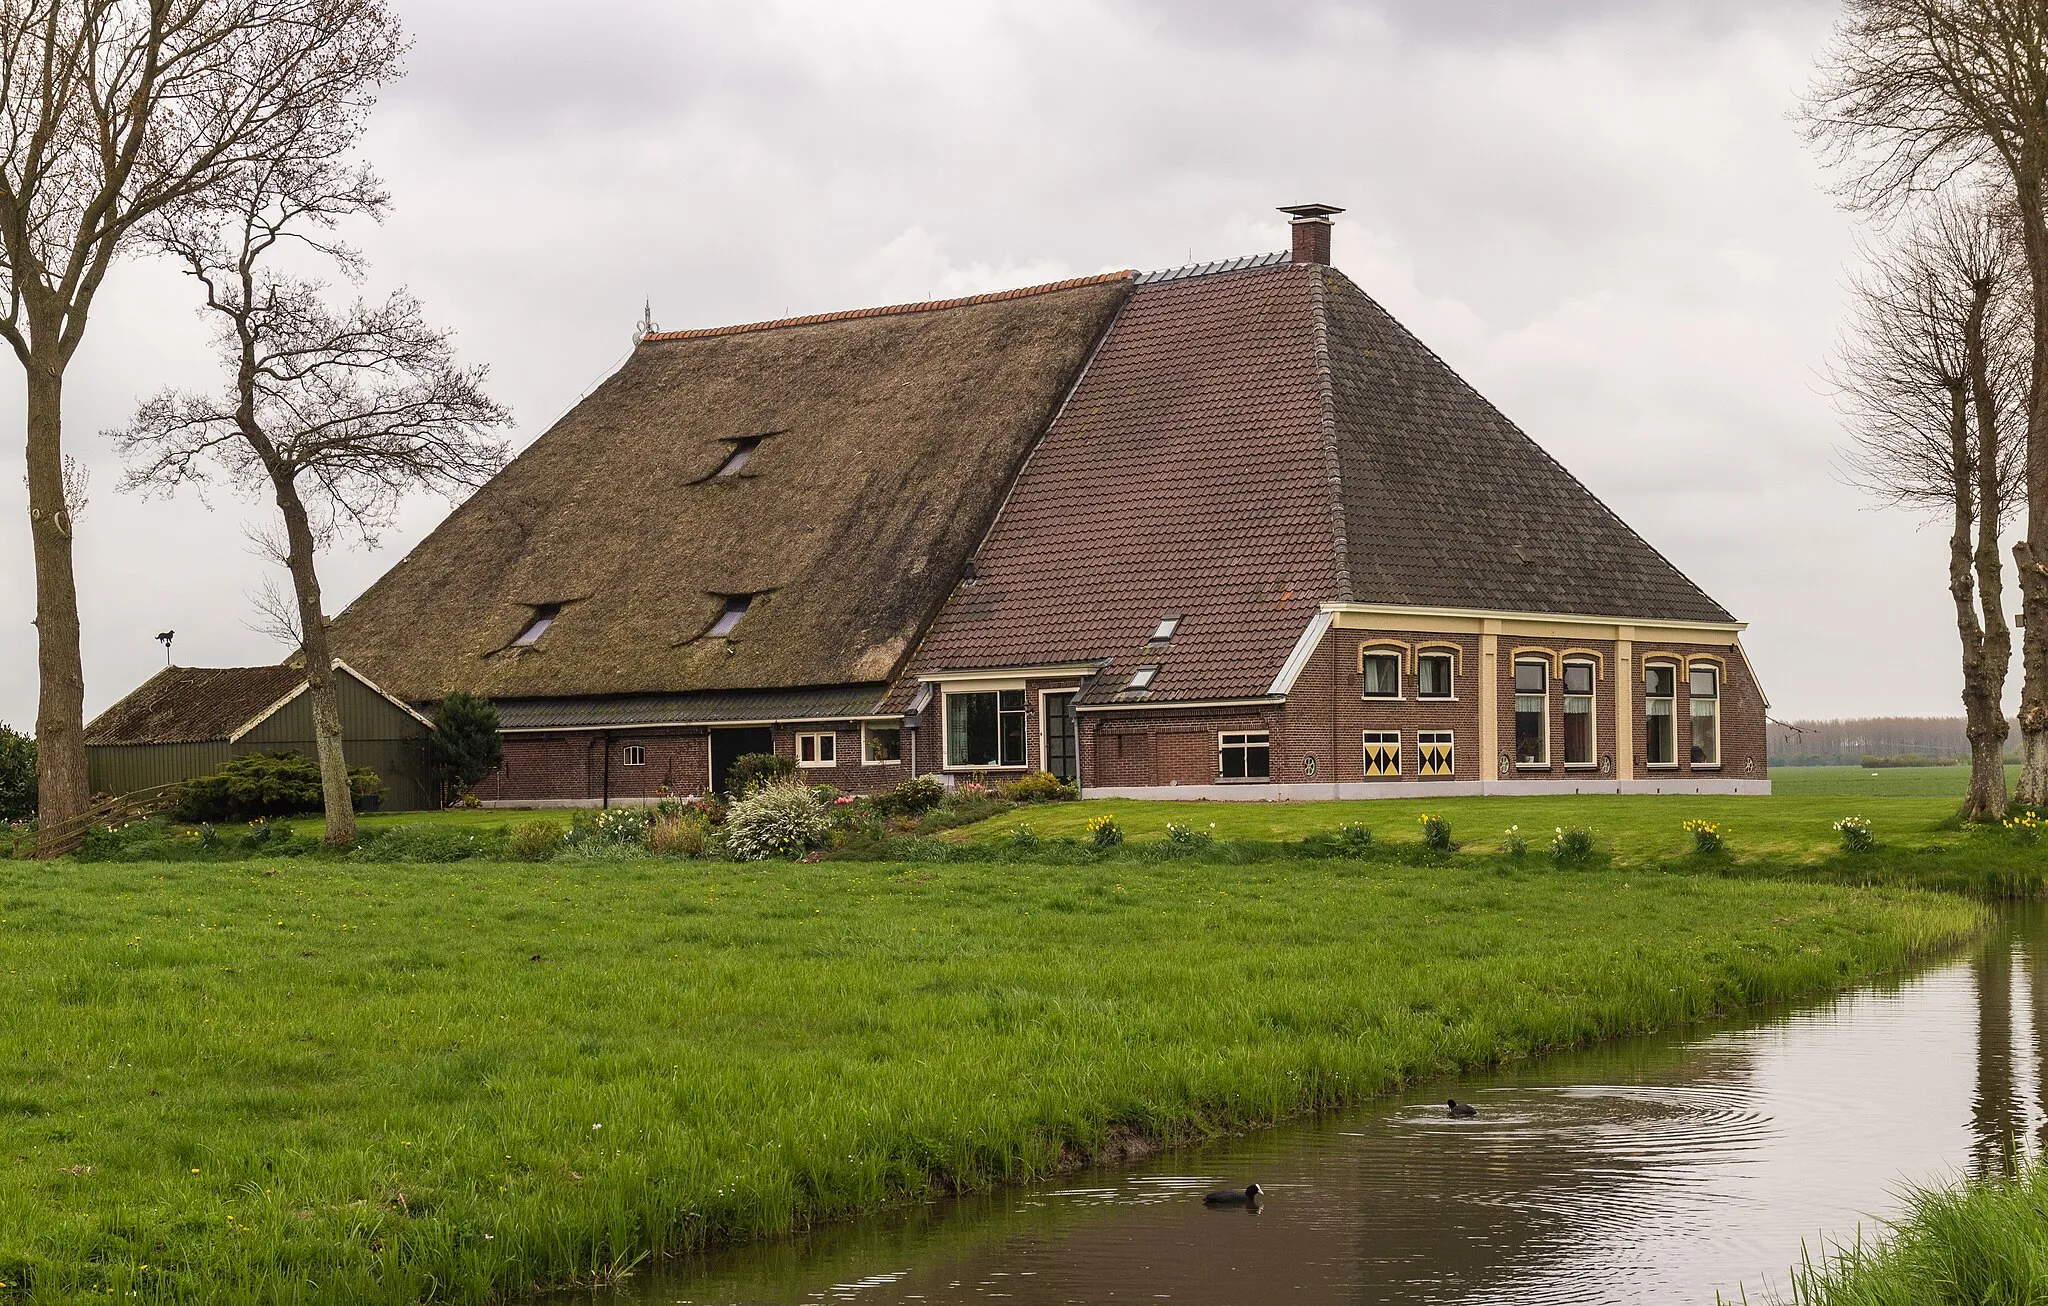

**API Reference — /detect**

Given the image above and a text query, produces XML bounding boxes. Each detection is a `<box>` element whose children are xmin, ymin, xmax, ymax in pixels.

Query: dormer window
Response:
<box><xmin>1150</xmin><ymin>615</ymin><xmax>1181</xmax><ymax>642</ymax></box>
<box><xmin>513</xmin><ymin>604</ymin><xmax>560</xmax><ymax>646</ymax></box>
<box><xmin>1126</xmin><ymin>664</ymin><xmax>1159</xmax><ymax>692</ymax></box>
<box><xmin>706</xmin><ymin>594</ymin><xmax>752</xmax><ymax>638</ymax></box>
<box><xmin>712</xmin><ymin>437</ymin><xmax>761</xmax><ymax>479</ymax></box>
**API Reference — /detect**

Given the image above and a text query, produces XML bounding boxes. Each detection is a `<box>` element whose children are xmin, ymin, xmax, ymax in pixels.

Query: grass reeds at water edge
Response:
<box><xmin>0</xmin><ymin>857</ymin><xmax>1978</xmax><ymax>1304</ymax></box>
<box><xmin>1765</xmin><ymin>1160</ymin><xmax>2048</xmax><ymax>1304</ymax></box>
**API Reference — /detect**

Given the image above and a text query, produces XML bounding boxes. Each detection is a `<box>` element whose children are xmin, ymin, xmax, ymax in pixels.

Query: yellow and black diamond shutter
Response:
<box><xmin>1419</xmin><ymin>730</ymin><xmax>1454</xmax><ymax>778</ymax></box>
<box><xmin>1363</xmin><ymin>731</ymin><xmax>1400</xmax><ymax>778</ymax></box>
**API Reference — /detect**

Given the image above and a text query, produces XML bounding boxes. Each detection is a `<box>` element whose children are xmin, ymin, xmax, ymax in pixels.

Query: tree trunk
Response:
<box><xmin>1965</xmin><ymin>290</ymin><xmax>2012</xmax><ymax>821</ymax></box>
<box><xmin>2016</xmin><ymin>171</ymin><xmax>2048</xmax><ymax>808</ymax></box>
<box><xmin>25</xmin><ymin>357</ymin><xmax>86</xmax><ymax>854</ymax></box>
<box><xmin>273</xmin><ymin>480</ymin><xmax>353</xmax><ymax>845</ymax></box>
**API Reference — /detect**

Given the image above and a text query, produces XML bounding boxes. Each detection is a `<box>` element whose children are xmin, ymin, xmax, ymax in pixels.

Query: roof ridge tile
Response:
<box><xmin>639</xmin><ymin>270</ymin><xmax>1136</xmax><ymax>343</ymax></box>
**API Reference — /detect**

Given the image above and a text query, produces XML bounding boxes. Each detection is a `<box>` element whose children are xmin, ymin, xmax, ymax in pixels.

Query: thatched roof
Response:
<box><xmin>86</xmin><ymin>666</ymin><xmax>310</xmax><ymax>745</ymax></box>
<box><xmin>327</xmin><ymin>273</ymin><xmax>1133</xmax><ymax>702</ymax></box>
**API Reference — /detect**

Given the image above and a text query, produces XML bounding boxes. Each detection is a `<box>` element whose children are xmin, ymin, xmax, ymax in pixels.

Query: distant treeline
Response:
<box><xmin>1769</xmin><ymin>717</ymin><xmax>2016</xmax><ymax>767</ymax></box>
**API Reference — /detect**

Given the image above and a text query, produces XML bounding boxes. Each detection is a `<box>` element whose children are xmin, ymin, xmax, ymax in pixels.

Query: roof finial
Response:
<box><xmin>635</xmin><ymin>299</ymin><xmax>659</xmax><ymax>343</ymax></box>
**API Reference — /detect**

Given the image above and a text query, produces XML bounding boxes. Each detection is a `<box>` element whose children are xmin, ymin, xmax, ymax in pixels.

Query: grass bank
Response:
<box><xmin>1773</xmin><ymin>1160</ymin><xmax>2048</xmax><ymax>1304</ymax></box>
<box><xmin>0</xmin><ymin>856</ymin><xmax>1977</xmax><ymax>1303</ymax></box>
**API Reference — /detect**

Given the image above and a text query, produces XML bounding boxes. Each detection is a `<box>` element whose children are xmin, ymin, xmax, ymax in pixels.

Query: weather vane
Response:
<box><xmin>155</xmin><ymin>629</ymin><xmax>173</xmax><ymax>665</ymax></box>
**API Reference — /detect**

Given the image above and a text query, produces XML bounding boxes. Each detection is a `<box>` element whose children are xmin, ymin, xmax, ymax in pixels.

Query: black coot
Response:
<box><xmin>1203</xmin><ymin>1182</ymin><xmax>1263</xmax><ymax>1206</ymax></box>
<box><xmin>1447</xmin><ymin>1099</ymin><xmax>1478</xmax><ymax>1118</ymax></box>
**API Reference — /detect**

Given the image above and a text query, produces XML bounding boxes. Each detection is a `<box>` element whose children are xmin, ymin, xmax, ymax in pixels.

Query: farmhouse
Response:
<box><xmin>315</xmin><ymin>204</ymin><xmax>1765</xmax><ymax>804</ymax></box>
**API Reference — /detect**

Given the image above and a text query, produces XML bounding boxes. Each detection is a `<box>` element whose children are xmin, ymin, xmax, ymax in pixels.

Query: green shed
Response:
<box><xmin>85</xmin><ymin>662</ymin><xmax>435</xmax><ymax>810</ymax></box>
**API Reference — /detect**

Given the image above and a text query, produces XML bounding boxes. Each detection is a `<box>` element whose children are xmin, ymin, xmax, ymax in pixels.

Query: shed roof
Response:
<box><xmin>496</xmin><ymin>685</ymin><xmax>887</xmax><ymax>732</ymax></box>
<box><xmin>325</xmin><ymin>272</ymin><xmax>1134</xmax><ymax>703</ymax></box>
<box><xmin>87</xmin><ymin>666</ymin><xmax>313</xmax><ymax>745</ymax></box>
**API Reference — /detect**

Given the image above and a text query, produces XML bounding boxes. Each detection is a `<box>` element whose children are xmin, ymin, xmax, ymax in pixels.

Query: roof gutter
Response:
<box><xmin>1318</xmin><ymin>601</ymin><xmax>1746</xmax><ymax>634</ymax></box>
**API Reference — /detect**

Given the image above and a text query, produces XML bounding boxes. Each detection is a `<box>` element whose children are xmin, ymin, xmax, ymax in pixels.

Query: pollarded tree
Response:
<box><xmin>114</xmin><ymin>157</ymin><xmax>509</xmax><ymax>844</ymax></box>
<box><xmin>0</xmin><ymin>0</ymin><xmax>405</xmax><ymax>851</ymax></box>
<box><xmin>1836</xmin><ymin>193</ymin><xmax>2027</xmax><ymax>820</ymax></box>
<box><xmin>1807</xmin><ymin>0</ymin><xmax>2048</xmax><ymax>805</ymax></box>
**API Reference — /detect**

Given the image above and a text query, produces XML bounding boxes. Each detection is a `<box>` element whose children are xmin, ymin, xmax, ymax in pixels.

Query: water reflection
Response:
<box><xmin>572</xmin><ymin>909</ymin><xmax>2048</xmax><ymax>1306</ymax></box>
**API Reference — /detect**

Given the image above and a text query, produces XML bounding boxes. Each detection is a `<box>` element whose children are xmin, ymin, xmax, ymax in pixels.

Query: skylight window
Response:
<box><xmin>706</xmin><ymin>594</ymin><xmax>752</xmax><ymax>638</ymax></box>
<box><xmin>1126</xmin><ymin>664</ymin><xmax>1159</xmax><ymax>692</ymax></box>
<box><xmin>1150</xmin><ymin>615</ymin><xmax>1182</xmax><ymax>642</ymax></box>
<box><xmin>513</xmin><ymin>604</ymin><xmax>560</xmax><ymax>646</ymax></box>
<box><xmin>712</xmin><ymin>437</ymin><xmax>762</xmax><ymax>479</ymax></box>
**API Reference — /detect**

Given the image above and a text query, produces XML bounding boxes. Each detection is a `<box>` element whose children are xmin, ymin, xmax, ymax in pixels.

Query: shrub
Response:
<box><xmin>1165</xmin><ymin>821</ymin><xmax>1214</xmax><ymax>852</ymax></box>
<box><xmin>723</xmin><ymin>780</ymin><xmax>833</xmax><ymax>860</ymax></box>
<box><xmin>1088</xmin><ymin>815</ymin><xmax>1123</xmax><ymax>848</ymax></box>
<box><xmin>1503</xmin><ymin>825</ymin><xmax>1528</xmax><ymax>859</ymax></box>
<box><xmin>509</xmin><ymin>820</ymin><xmax>566</xmax><ymax>861</ymax></box>
<box><xmin>174</xmin><ymin>752</ymin><xmax>383</xmax><ymax>823</ymax></box>
<box><xmin>1835</xmin><ymin>815</ymin><xmax>1875</xmax><ymax>853</ymax></box>
<box><xmin>1000</xmin><ymin>772</ymin><xmax>1078</xmax><ymax>804</ymax></box>
<box><xmin>1550</xmin><ymin>826</ymin><xmax>1596</xmax><ymax>866</ymax></box>
<box><xmin>0</xmin><ymin>724</ymin><xmax>33</xmax><ymax>822</ymax></box>
<box><xmin>1682</xmin><ymin>818</ymin><xmax>1724</xmax><ymax>855</ymax></box>
<box><xmin>2005</xmin><ymin>811</ymin><xmax>2046</xmax><ymax>848</ymax></box>
<box><xmin>428</xmin><ymin>693</ymin><xmax>503</xmax><ymax>798</ymax></box>
<box><xmin>1009</xmin><ymin>825</ymin><xmax>1041</xmax><ymax>851</ymax></box>
<box><xmin>870</xmin><ymin>775</ymin><xmax>945</xmax><ymax>820</ymax></box>
<box><xmin>1418</xmin><ymin>813</ymin><xmax>1452</xmax><ymax>853</ymax></box>
<box><xmin>648</xmin><ymin>814</ymin><xmax>710</xmax><ymax>857</ymax></box>
<box><xmin>726</xmin><ymin>752</ymin><xmax>796</xmax><ymax>795</ymax></box>
<box><xmin>912</xmin><ymin>791</ymin><xmax>1011</xmax><ymax>835</ymax></box>
<box><xmin>1336</xmin><ymin>822</ymin><xmax>1374</xmax><ymax>855</ymax></box>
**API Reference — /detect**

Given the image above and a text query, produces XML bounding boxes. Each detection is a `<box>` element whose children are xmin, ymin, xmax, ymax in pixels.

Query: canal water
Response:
<box><xmin>583</xmin><ymin>908</ymin><xmax>2048</xmax><ymax>1306</ymax></box>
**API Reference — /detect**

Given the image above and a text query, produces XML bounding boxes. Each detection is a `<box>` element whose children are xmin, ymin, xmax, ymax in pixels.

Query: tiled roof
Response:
<box><xmin>893</xmin><ymin>258</ymin><xmax>1738</xmax><ymax>709</ymax></box>
<box><xmin>896</xmin><ymin>261</ymin><xmax>1344</xmax><ymax>708</ymax></box>
<box><xmin>1135</xmin><ymin>252</ymin><xmax>1289</xmax><ymax>285</ymax></box>
<box><xmin>497</xmin><ymin>685</ymin><xmax>887</xmax><ymax>731</ymax></box>
<box><xmin>1321</xmin><ymin>270</ymin><xmax>1734</xmax><ymax>622</ymax></box>
<box><xmin>86</xmin><ymin>666</ymin><xmax>307</xmax><ymax>745</ymax></box>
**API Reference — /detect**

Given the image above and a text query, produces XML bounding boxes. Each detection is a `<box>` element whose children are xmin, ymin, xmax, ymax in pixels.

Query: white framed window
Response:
<box><xmin>706</xmin><ymin>594</ymin><xmax>752</xmax><ymax>638</ymax></box>
<box><xmin>514</xmin><ymin>604</ymin><xmax>559</xmax><ymax>646</ymax></box>
<box><xmin>1417</xmin><ymin>651</ymin><xmax>1455</xmax><ymax>700</ymax></box>
<box><xmin>1644</xmin><ymin>663</ymin><xmax>1678</xmax><ymax>767</ymax></box>
<box><xmin>946</xmin><ymin>688</ymin><xmax>1026</xmax><ymax>768</ymax></box>
<box><xmin>712</xmin><ymin>436</ymin><xmax>762</xmax><ymax>478</ymax></box>
<box><xmin>796</xmin><ymin>732</ymin><xmax>837</xmax><ymax>768</ymax></box>
<box><xmin>1219</xmin><ymin>731</ymin><xmax>1270</xmax><ymax>779</ymax></box>
<box><xmin>1125</xmin><ymin>664</ymin><xmax>1159</xmax><ymax>692</ymax></box>
<box><xmin>1419</xmin><ymin>730</ymin><xmax>1454</xmax><ymax>778</ymax></box>
<box><xmin>1514</xmin><ymin>659</ymin><xmax>1549</xmax><ymax>766</ymax></box>
<box><xmin>621</xmin><ymin>744</ymin><xmax>646</xmax><ymax>767</ymax></box>
<box><xmin>1362</xmin><ymin>730</ymin><xmax>1400</xmax><ymax>778</ymax></box>
<box><xmin>1689</xmin><ymin>665</ymin><xmax>1721</xmax><ymax>767</ymax></box>
<box><xmin>1563</xmin><ymin>659</ymin><xmax>1596</xmax><ymax>768</ymax></box>
<box><xmin>1150</xmin><ymin>615</ymin><xmax>1181</xmax><ymax>641</ymax></box>
<box><xmin>862</xmin><ymin>723</ymin><xmax>902</xmax><ymax>765</ymax></box>
<box><xmin>1361</xmin><ymin>650</ymin><xmax>1401</xmax><ymax>699</ymax></box>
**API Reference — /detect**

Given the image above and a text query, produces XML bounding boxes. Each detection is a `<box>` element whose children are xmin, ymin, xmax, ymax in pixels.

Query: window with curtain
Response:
<box><xmin>1563</xmin><ymin>661</ymin><xmax>1595</xmax><ymax>767</ymax></box>
<box><xmin>1645</xmin><ymin>664</ymin><xmax>1677</xmax><ymax>766</ymax></box>
<box><xmin>1514</xmin><ymin>660</ymin><xmax>1548</xmax><ymax>765</ymax></box>
<box><xmin>946</xmin><ymin>689</ymin><xmax>1026</xmax><ymax>767</ymax></box>
<box><xmin>1690</xmin><ymin>666</ymin><xmax>1720</xmax><ymax>766</ymax></box>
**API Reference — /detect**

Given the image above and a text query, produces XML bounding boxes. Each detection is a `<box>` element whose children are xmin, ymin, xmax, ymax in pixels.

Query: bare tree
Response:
<box><xmin>1837</xmin><ymin>194</ymin><xmax>2027</xmax><ymax>819</ymax></box>
<box><xmin>0</xmin><ymin>0</ymin><xmax>403</xmax><ymax>849</ymax></box>
<box><xmin>115</xmin><ymin>155</ymin><xmax>508</xmax><ymax>843</ymax></box>
<box><xmin>1805</xmin><ymin>0</ymin><xmax>2048</xmax><ymax>805</ymax></box>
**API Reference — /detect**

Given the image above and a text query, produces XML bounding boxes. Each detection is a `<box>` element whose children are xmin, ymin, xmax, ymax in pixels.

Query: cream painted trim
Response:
<box><xmin>226</xmin><ymin>682</ymin><xmax>309</xmax><ymax>743</ymax></box>
<box><xmin>332</xmin><ymin>661</ymin><xmax>437</xmax><ymax>730</ymax></box>
<box><xmin>1686</xmin><ymin>653</ymin><xmax>1728</xmax><ymax>672</ymax></box>
<box><xmin>919</xmin><ymin>664</ymin><xmax>1100</xmax><ymax>684</ymax></box>
<box><xmin>1356</xmin><ymin>639</ymin><xmax>1413</xmax><ymax>671</ymax></box>
<box><xmin>1479</xmin><ymin>623</ymin><xmax>1500</xmax><ymax>771</ymax></box>
<box><xmin>1614</xmin><ymin>638</ymin><xmax>1635</xmax><ymax>778</ymax></box>
<box><xmin>1509</xmin><ymin>647</ymin><xmax>1558</xmax><ymax>672</ymax></box>
<box><xmin>1080</xmin><ymin>778</ymin><xmax>1773</xmax><ymax>801</ymax></box>
<box><xmin>794</xmin><ymin>732</ymin><xmax>837</xmax><ymax>768</ymax></box>
<box><xmin>501</xmin><ymin>713</ymin><xmax>852</xmax><ymax>734</ymax></box>
<box><xmin>1560</xmin><ymin>648</ymin><xmax>1606</xmax><ymax>677</ymax></box>
<box><xmin>1268</xmin><ymin>611</ymin><xmax>1335</xmax><ymax>696</ymax></box>
<box><xmin>1322</xmin><ymin>601</ymin><xmax>1745</xmax><ymax>639</ymax></box>
<box><xmin>860</xmin><ymin>720</ymin><xmax>903</xmax><ymax>766</ymax></box>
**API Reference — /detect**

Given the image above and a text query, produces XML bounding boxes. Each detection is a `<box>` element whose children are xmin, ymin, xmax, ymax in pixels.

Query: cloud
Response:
<box><xmin>0</xmin><ymin>0</ymin><xmax>1968</xmax><ymax>727</ymax></box>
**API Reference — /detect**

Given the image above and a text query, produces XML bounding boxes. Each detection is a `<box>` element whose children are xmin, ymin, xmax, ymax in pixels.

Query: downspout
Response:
<box><xmin>601</xmin><ymin>731</ymin><xmax>612</xmax><ymax>809</ymax></box>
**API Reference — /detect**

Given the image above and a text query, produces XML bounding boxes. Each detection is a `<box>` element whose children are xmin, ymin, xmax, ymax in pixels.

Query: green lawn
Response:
<box><xmin>941</xmin><ymin>766</ymin><xmax>2016</xmax><ymax>866</ymax></box>
<box><xmin>0</xmin><ymin>857</ymin><xmax>1977</xmax><ymax>1303</ymax></box>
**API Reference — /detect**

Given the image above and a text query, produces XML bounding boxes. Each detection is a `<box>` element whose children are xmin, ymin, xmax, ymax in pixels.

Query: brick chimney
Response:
<box><xmin>1280</xmin><ymin>203</ymin><xmax>1344</xmax><ymax>265</ymax></box>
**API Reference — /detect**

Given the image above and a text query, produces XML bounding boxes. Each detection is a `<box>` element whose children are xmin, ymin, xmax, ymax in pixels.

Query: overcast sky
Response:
<box><xmin>0</xmin><ymin>0</ymin><xmax>1964</xmax><ymax>726</ymax></box>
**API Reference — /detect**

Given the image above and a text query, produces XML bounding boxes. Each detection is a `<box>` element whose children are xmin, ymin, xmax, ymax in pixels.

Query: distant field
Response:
<box><xmin>1767</xmin><ymin>764</ymin><xmax>2016</xmax><ymax>799</ymax></box>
